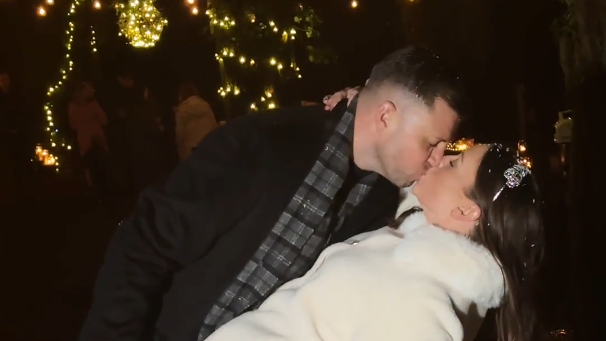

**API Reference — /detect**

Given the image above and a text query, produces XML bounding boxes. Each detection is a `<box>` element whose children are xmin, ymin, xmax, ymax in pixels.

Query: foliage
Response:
<box><xmin>115</xmin><ymin>0</ymin><xmax>168</xmax><ymax>48</ymax></box>
<box><xmin>207</xmin><ymin>0</ymin><xmax>333</xmax><ymax>118</ymax></box>
<box><xmin>552</xmin><ymin>0</ymin><xmax>606</xmax><ymax>87</ymax></box>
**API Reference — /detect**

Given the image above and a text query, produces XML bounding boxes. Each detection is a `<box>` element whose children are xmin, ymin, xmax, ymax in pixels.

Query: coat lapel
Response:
<box><xmin>253</xmin><ymin>101</ymin><xmax>399</xmax><ymax>247</ymax></box>
<box><xmin>239</xmin><ymin>104</ymin><xmax>348</xmax><ymax>251</ymax></box>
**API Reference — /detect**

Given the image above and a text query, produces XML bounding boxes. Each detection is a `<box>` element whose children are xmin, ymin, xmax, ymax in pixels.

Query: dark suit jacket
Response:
<box><xmin>79</xmin><ymin>102</ymin><xmax>399</xmax><ymax>341</ymax></box>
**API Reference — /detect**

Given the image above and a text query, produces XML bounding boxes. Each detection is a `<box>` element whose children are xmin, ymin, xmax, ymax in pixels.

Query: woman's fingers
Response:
<box><xmin>323</xmin><ymin>87</ymin><xmax>354</xmax><ymax>111</ymax></box>
<box><xmin>345</xmin><ymin>87</ymin><xmax>360</xmax><ymax>104</ymax></box>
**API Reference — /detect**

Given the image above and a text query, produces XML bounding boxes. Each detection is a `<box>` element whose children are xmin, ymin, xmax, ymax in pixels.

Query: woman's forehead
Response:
<box><xmin>460</xmin><ymin>145</ymin><xmax>489</xmax><ymax>170</ymax></box>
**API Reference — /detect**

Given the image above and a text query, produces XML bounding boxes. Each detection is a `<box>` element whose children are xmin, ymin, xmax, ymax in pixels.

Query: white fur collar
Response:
<box><xmin>392</xmin><ymin>186</ymin><xmax>505</xmax><ymax>309</ymax></box>
<box><xmin>396</xmin><ymin>184</ymin><xmax>420</xmax><ymax>216</ymax></box>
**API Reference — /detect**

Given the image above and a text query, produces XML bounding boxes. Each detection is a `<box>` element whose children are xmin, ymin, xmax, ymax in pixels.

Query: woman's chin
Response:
<box><xmin>412</xmin><ymin>176</ymin><xmax>425</xmax><ymax>191</ymax></box>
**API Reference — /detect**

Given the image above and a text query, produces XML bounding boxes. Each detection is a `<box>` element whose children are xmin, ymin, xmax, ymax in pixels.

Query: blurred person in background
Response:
<box><xmin>175</xmin><ymin>83</ymin><xmax>217</xmax><ymax>161</ymax></box>
<box><xmin>131</xmin><ymin>86</ymin><xmax>170</xmax><ymax>194</ymax></box>
<box><xmin>68</xmin><ymin>81</ymin><xmax>108</xmax><ymax>190</ymax></box>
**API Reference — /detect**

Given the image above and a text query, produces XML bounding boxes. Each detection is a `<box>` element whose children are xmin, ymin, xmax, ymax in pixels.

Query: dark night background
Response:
<box><xmin>0</xmin><ymin>0</ymin><xmax>592</xmax><ymax>340</ymax></box>
<box><xmin>1</xmin><ymin>0</ymin><xmax>566</xmax><ymax>140</ymax></box>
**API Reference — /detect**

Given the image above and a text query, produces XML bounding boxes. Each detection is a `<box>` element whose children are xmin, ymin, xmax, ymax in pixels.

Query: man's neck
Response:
<box><xmin>351</xmin><ymin>112</ymin><xmax>374</xmax><ymax>173</ymax></box>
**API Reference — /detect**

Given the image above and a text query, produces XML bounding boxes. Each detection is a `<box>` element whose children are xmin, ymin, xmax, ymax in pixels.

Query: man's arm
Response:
<box><xmin>79</xmin><ymin>120</ymin><xmax>266</xmax><ymax>341</ymax></box>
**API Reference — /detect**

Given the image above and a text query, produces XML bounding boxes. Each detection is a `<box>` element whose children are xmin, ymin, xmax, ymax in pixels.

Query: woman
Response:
<box><xmin>205</xmin><ymin>143</ymin><xmax>544</xmax><ymax>341</ymax></box>
<box><xmin>175</xmin><ymin>83</ymin><xmax>218</xmax><ymax>160</ymax></box>
<box><xmin>68</xmin><ymin>81</ymin><xmax>108</xmax><ymax>188</ymax></box>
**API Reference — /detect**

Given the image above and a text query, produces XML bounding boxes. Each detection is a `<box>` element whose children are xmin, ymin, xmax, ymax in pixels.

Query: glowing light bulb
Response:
<box><xmin>351</xmin><ymin>0</ymin><xmax>358</xmax><ymax>8</ymax></box>
<box><xmin>37</xmin><ymin>6</ymin><xmax>47</xmax><ymax>16</ymax></box>
<box><xmin>191</xmin><ymin>6</ymin><xmax>199</xmax><ymax>15</ymax></box>
<box><xmin>93</xmin><ymin>1</ymin><xmax>101</xmax><ymax>9</ymax></box>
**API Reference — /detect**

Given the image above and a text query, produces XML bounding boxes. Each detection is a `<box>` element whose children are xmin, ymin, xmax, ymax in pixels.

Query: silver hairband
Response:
<box><xmin>492</xmin><ymin>164</ymin><xmax>531</xmax><ymax>201</ymax></box>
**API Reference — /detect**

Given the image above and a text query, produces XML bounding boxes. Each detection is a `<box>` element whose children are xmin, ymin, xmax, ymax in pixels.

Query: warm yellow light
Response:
<box><xmin>191</xmin><ymin>6</ymin><xmax>199</xmax><ymax>15</ymax></box>
<box><xmin>46</xmin><ymin>0</ymin><xmax>54</xmax><ymax>5</ymax></box>
<box><xmin>37</xmin><ymin>6</ymin><xmax>47</xmax><ymax>16</ymax></box>
<box><xmin>93</xmin><ymin>1</ymin><xmax>101</xmax><ymax>9</ymax></box>
<box><xmin>207</xmin><ymin>5</ymin><xmax>313</xmax><ymax>119</ymax></box>
<box><xmin>116</xmin><ymin>0</ymin><xmax>168</xmax><ymax>48</ymax></box>
<box><xmin>37</xmin><ymin>0</ymin><xmax>83</xmax><ymax>169</ymax></box>
<box><xmin>351</xmin><ymin>0</ymin><xmax>358</xmax><ymax>8</ymax></box>
<box><xmin>34</xmin><ymin>146</ymin><xmax>57</xmax><ymax>167</ymax></box>
<box><xmin>446</xmin><ymin>138</ymin><xmax>475</xmax><ymax>152</ymax></box>
<box><xmin>186</xmin><ymin>0</ymin><xmax>194</xmax><ymax>4</ymax></box>
<box><xmin>44</xmin><ymin>154</ymin><xmax>57</xmax><ymax>166</ymax></box>
<box><xmin>519</xmin><ymin>157</ymin><xmax>532</xmax><ymax>169</ymax></box>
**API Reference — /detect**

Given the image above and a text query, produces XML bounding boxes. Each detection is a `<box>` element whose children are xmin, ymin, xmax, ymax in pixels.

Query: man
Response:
<box><xmin>105</xmin><ymin>69</ymin><xmax>138</xmax><ymax>194</ymax></box>
<box><xmin>79</xmin><ymin>46</ymin><xmax>465</xmax><ymax>341</ymax></box>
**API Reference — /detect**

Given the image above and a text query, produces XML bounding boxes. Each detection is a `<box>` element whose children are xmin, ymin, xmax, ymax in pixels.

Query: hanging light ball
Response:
<box><xmin>116</xmin><ymin>0</ymin><xmax>167</xmax><ymax>48</ymax></box>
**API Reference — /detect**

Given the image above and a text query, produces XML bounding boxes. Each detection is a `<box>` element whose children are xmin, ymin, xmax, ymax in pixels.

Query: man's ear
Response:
<box><xmin>449</xmin><ymin>204</ymin><xmax>481</xmax><ymax>223</ymax></box>
<box><xmin>375</xmin><ymin>101</ymin><xmax>397</xmax><ymax>132</ymax></box>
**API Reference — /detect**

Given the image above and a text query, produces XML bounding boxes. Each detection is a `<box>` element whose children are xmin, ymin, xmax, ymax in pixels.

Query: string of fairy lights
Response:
<box><xmin>115</xmin><ymin>0</ymin><xmax>167</xmax><ymax>48</ymax></box>
<box><xmin>201</xmin><ymin>6</ymin><xmax>313</xmax><ymax>113</ymax></box>
<box><xmin>34</xmin><ymin>0</ymin><xmax>90</xmax><ymax>169</ymax></box>
<box><xmin>34</xmin><ymin>0</ymin><xmax>166</xmax><ymax>169</ymax></box>
<box><xmin>91</xmin><ymin>26</ymin><xmax>97</xmax><ymax>52</ymax></box>
<box><xmin>35</xmin><ymin>0</ymin><xmax>491</xmax><ymax>172</ymax></box>
<box><xmin>446</xmin><ymin>139</ymin><xmax>532</xmax><ymax>168</ymax></box>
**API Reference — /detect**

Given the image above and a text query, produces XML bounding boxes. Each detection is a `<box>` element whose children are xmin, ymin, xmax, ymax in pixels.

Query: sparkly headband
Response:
<box><xmin>492</xmin><ymin>163</ymin><xmax>531</xmax><ymax>201</ymax></box>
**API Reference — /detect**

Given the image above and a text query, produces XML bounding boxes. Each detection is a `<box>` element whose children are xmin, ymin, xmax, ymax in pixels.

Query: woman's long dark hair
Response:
<box><xmin>467</xmin><ymin>144</ymin><xmax>545</xmax><ymax>341</ymax></box>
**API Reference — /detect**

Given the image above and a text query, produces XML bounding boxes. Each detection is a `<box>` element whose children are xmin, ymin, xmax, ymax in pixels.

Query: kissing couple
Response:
<box><xmin>79</xmin><ymin>46</ymin><xmax>544</xmax><ymax>341</ymax></box>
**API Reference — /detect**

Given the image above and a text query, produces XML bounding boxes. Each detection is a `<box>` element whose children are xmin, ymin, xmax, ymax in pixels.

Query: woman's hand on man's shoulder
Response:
<box><xmin>323</xmin><ymin>86</ymin><xmax>362</xmax><ymax>111</ymax></box>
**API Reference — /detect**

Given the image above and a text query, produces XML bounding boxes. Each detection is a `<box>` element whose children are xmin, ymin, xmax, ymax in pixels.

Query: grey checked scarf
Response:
<box><xmin>197</xmin><ymin>103</ymin><xmax>377</xmax><ymax>340</ymax></box>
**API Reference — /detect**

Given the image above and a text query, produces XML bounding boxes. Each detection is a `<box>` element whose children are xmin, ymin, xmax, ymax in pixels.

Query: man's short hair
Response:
<box><xmin>365</xmin><ymin>46</ymin><xmax>466</xmax><ymax>118</ymax></box>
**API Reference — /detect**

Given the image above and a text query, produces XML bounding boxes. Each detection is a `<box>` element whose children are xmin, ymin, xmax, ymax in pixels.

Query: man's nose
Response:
<box><xmin>427</xmin><ymin>146</ymin><xmax>445</xmax><ymax>168</ymax></box>
<box><xmin>427</xmin><ymin>156</ymin><xmax>441</xmax><ymax>168</ymax></box>
<box><xmin>422</xmin><ymin>162</ymin><xmax>435</xmax><ymax>175</ymax></box>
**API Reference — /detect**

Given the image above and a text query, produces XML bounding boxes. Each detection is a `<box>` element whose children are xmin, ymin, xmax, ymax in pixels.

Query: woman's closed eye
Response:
<box><xmin>438</xmin><ymin>155</ymin><xmax>458</xmax><ymax>168</ymax></box>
